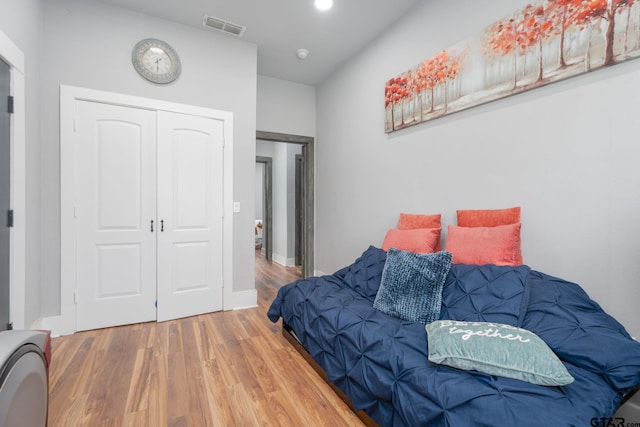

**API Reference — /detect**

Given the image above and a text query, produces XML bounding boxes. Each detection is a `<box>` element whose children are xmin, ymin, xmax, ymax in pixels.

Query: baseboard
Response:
<box><xmin>34</xmin><ymin>291</ymin><xmax>258</xmax><ymax>336</ymax></box>
<box><xmin>231</xmin><ymin>289</ymin><xmax>258</xmax><ymax>310</ymax></box>
<box><xmin>37</xmin><ymin>315</ymin><xmax>63</xmax><ymax>338</ymax></box>
<box><xmin>29</xmin><ymin>317</ymin><xmax>43</xmax><ymax>330</ymax></box>
<box><xmin>272</xmin><ymin>253</ymin><xmax>296</xmax><ymax>267</ymax></box>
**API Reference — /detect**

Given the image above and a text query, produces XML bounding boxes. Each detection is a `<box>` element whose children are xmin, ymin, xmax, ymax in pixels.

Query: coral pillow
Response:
<box><xmin>456</xmin><ymin>207</ymin><xmax>522</xmax><ymax>263</ymax></box>
<box><xmin>445</xmin><ymin>223</ymin><xmax>522</xmax><ymax>266</ymax></box>
<box><xmin>398</xmin><ymin>213</ymin><xmax>442</xmax><ymax>230</ymax></box>
<box><xmin>457</xmin><ymin>207</ymin><xmax>520</xmax><ymax>227</ymax></box>
<box><xmin>382</xmin><ymin>228</ymin><xmax>440</xmax><ymax>254</ymax></box>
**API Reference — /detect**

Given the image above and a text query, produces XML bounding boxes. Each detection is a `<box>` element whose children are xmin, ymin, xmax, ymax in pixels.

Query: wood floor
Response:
<box><xmin>48</xmin><ymin>252</ymin><xmax>365</xmax><ymax>427</ymax></box>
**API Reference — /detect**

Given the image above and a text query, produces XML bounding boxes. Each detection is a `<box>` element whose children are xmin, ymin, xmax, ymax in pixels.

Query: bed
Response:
<box><xmin>267</xmin><ymin>245</ymin><xmax>640</xmax><ymax>427</ymax></box>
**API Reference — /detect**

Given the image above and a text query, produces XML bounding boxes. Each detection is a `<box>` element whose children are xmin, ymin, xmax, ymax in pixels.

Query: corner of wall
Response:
<box><xmin>231</xmin><ymin>289</ymin><xmax>257</xmax><ymax>310</ymax></box>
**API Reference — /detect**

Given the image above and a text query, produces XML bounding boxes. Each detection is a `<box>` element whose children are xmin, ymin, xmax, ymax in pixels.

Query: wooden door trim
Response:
<box><xmin>256</xmin><ymin>131</ymin><xmax>314</xmax><ymax>278</ymax></box>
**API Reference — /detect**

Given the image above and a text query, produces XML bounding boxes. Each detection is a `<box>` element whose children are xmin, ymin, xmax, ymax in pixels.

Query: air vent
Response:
<box><xmin>202</xmin><ymin>15</ymin><xmax>246</xmax><ymax>37</ymax></box>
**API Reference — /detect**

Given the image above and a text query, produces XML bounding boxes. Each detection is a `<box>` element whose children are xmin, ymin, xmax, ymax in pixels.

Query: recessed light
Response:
<box><xmin>315</xmin><ymin>0</ymin><xmax>333</xmax><ymax>11</ymax></box>
<box><xmin>296</xmin><ymin>48</ymin><xmax>309</xmax><ymax>60</ymax></box>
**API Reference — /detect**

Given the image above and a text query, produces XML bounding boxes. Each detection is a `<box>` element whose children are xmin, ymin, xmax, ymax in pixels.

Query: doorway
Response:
<box><xmin>255</xmin><ymin>156</ymin><xmax>272</xmax><ymax>262</ymax></box>
<box><xmin>0</xmin><ymin>58</ymin><xmax>10</xmax><ymax>331</ymax></box>
<box><xmin>255</xmin><ymin>131</ymin><xmax>314</xmax><ymax>278</ymax></box>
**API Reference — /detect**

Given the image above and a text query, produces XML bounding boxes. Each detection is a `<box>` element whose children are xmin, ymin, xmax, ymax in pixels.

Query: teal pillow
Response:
<box><xmin>426</xmin><ymin>320</ymin><xmax>575</xmax><ymax>386</ymax></box>
<box><xmin>373</xmin><ymin>249</ymin><xmax>452</xmax><ymax>324</ymax></box>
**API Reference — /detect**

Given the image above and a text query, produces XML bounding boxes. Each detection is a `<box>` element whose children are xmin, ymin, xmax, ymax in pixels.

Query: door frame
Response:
<box><xmin>0</xmin><ymin>58</ymin><xmax>10</xmax><ymax>331</ymax></box>
<box><xmin>59</xmin><ymin>85</ymin><xmax>234</xmax><ymax>336</ymax></box>
<box><xmin>0</xmin><ymin>30</ymin><xmax>26</xmax><ymax>330</ymax></box>
<box><xmin>256</xmin><ymin>131</ymin><xmax>314</xmax><ymax>278</ymax></box>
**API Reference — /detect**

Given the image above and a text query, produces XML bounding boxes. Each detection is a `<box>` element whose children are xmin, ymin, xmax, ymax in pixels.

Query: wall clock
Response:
<box><xmin>131</xmin><ymin>38</ymin><xmax>181</xmax><ymax>84</ymax></box>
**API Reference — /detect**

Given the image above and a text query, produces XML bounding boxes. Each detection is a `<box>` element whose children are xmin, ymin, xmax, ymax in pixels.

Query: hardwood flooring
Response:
<box><xmin>48</xmin><ymin>252</ymin><xmax>365</xmax><ymax>427</ymax></box>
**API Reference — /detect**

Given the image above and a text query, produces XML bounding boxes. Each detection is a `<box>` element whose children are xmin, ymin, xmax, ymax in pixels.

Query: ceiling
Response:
<box><xmin>96</xmin><ymin>0</ymin><xmax>422</xmax><ymax>86</ymax></box>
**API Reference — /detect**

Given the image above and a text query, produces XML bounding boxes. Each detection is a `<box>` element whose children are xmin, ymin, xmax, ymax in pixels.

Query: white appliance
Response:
<box><xmin>0</xmin><ymin>330</ymin><xmax>50</xmax><ymax>427</ymax></box>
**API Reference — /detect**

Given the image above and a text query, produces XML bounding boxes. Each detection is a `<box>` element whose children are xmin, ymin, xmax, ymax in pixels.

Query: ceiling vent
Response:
<box><xmin>202</xmin><ymin>15</ymin><xmax>246</xmax><ymax>37</ymax></box>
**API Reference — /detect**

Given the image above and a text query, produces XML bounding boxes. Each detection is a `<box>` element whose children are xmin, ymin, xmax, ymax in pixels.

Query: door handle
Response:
<box><xmin>150</xmin><ymin>219</ymin><xmax>154</xmax><ymax>232</ymax></box>
<box><xmin>160</xmin><ymin>220</ymin><xmax>164</xmax><ymax>232</ymax></box>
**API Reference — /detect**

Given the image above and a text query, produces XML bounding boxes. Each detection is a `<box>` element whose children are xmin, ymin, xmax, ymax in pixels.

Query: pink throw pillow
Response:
<box><xmin>456</xmin><ymin>206</ymin><xmax>522</xmax><ymax>263</ymax></box>
<box><xmin>382</xmin><ymin>228</ymin><xmax>440</xmax><ymax>254</ymax></box>
<box><xmin>456</xmin><ymin>207</ymin><xmax>520</xmax><ymax>228</ymax></box>
<box><xmin>445</xmin><ymin>223</ymin><xmax>522</xmax><ymax>266</ymax></box>
<box><xmin>398</xmin><ymin>213</ymin><xmax>442</xmax><ymax>230</ymax></box>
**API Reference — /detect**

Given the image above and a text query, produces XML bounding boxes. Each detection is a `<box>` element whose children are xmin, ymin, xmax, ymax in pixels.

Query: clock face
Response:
<box><xmin>132</xmin><ymin>39</ymin><xmax>181</xmax><ymax>84</ymax></box>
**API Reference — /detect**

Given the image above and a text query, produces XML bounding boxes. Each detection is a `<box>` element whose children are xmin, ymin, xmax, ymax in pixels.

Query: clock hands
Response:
<box><xmin>133</xmin><ymin>39</ymin><xmax>181</xmax><ymax>83</ymax></box>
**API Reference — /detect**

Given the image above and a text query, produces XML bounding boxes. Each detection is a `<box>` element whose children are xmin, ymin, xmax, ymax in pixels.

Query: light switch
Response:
<box><xmin>233</xmin><ymin>202</ymin><xmax>241</xmax><ymax>213</ymax></box>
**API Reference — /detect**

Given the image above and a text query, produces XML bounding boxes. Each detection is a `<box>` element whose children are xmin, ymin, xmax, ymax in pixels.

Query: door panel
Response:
<box><xmin>96</xmin><ymin>129</ymin><xmax>144</xmax><ymax>229</ymax></box>
<box><xmin>96</xmin><ymin>244</ymin><xmax>143</xmax><ymax>297</ymax></box>
<box><xmin>75</xmin><ymin>101</ymin><xmax>157</xmax><ymax>331</ymax></box>
<box><xmin>174</xmin><ymin>130</ymin><xmax>208</xmax><ymax>227</ymax></box>
<box><xmin>156</xmin><ymin>111</ymin><xmax>224</xmax><ymax>322</ymax></box>
<box><xmin>0</xmin><ymin>58</ymin><xmax>10</xmax><ymax>331</ymax></box>
<box><xmin>172</xmin><ymin>242</ymin><xmax>209</xmax><ymax>292</ymax></box>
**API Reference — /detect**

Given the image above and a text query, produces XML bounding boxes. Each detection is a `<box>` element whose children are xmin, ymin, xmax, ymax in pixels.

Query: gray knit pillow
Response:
<box><xmin>373</xmin><ymin>249</ymin><xmax>453</xmax><ymax>324</ymax></box>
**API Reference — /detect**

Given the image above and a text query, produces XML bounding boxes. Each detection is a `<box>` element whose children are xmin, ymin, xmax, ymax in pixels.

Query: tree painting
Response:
<box><xmin>385</xmin><ymin>0</ymin><xmax>640</xmax><ymax>133</ymax></box>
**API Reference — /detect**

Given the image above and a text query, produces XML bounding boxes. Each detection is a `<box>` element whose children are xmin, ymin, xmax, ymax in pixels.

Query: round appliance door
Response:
<box><xmin>0</xmin><ymin>344</ymin><xmax>48</xmax><ymax>427</ymax></box>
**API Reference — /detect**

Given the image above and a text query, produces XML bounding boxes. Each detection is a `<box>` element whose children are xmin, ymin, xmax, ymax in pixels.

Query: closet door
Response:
<box><xmin>156</xmin><ymin>111</ymin><xmax>224</xmax><ymax>322</ymax></box>
<box><xmin>75</xmin><ymin>101</ymin><xmax>157</xmax><ymax>331</ymax></box>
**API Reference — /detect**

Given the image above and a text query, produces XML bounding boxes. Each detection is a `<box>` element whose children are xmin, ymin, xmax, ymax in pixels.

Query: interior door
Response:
<box><xmin>75</xmin><ymin>101</ymin><xmax>157</xmax><ymax>331</ymax></box>
<box><xmin>0</xmin><ymin>59</ymin><xmax>10</xmax><ymax>331</ymax></box>
<box><xmin>156</xmin><ymin>111</ymin><xmax>224</xmax><ymax>322</ymax></box>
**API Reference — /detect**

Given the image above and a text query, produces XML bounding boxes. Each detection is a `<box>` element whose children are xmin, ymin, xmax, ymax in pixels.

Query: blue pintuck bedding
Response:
<box><xmin>267</xmin><ymin>246</ymin><xmax>640</xmax><ymax>427</ymax></box>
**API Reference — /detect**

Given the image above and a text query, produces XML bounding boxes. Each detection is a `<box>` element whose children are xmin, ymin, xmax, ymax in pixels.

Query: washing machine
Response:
<box><xmin>0</xmin><ymin>330</ymin><xmax>51</xmax><ymax>427</ymax></box>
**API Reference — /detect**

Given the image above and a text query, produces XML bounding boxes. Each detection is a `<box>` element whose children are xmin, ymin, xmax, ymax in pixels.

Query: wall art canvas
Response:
<box><xmin>385</xmin><ymin>0</ymin><xmax>640</xmax><ymax>133</ymax></box>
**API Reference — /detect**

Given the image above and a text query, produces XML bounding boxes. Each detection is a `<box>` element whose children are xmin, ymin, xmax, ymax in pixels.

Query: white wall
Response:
<box><xmin>0</xmin><ymin>0</ymin><xmax>43</xmax><ymax>327</ymax></box>
<box><xmin>272</xmin><ymin>143</ymin><xmax>288</xmax><ymax>265</ymax></box>
<box><xmin>273</xmin><ymin>142</ymin><xmax>302</xmax><ymax>266</ymax></box>
<box><xmin>256</xmin><ymin>75</ymin><xmax>316</xmax><ymax>136</ymax></box>
<box><xmin>256</xmin><ymin>140</ymin><xmax>275</xmax><ymax>158</ymax></box>
<box><xmin>255</xmin><ymin>140</ymin><xmax>303</xmax><ymax>266</ymax></box>
<box><xmin>38</xmin><ymin>0</ymin><xmax>257</xmax><ymax>317</ymax></box>
<box><xmin>316</xmin><ymin>0</ymin><xmax>640</xmax><ymax>337</ymax></box>
<box><xmin>255</xmin><ymin>162</ymin><xmax>264</xmax><ymax>221</ymax></box>
<box><xmin>286</xmin><ymin>144</ymin><xmax>302</xmax><ymax>260</ymax></box>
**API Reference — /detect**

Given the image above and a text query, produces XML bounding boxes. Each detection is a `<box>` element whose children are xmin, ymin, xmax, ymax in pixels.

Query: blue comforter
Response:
<box><xmin>267</xmin><ymin>246</ymin><xmax>640</xmax><ymax>427</ymax></box>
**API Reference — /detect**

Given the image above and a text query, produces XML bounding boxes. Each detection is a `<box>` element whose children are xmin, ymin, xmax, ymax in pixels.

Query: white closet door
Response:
<box><xmin>156</xmin><ymin>111</ymin><xmax>224</xmax><ymax>322</ymax></box>
<box><xmin>75</xmin><ymin>101</ymin><xmax>157</xmax><ymax>331</ymax></box>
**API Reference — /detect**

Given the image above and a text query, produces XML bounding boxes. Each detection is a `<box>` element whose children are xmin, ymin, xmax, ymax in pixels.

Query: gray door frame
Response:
<box><xmin>256</xmin><ymin>130</ymin><xmax>314</xmax><ymax>278</ymax></box>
